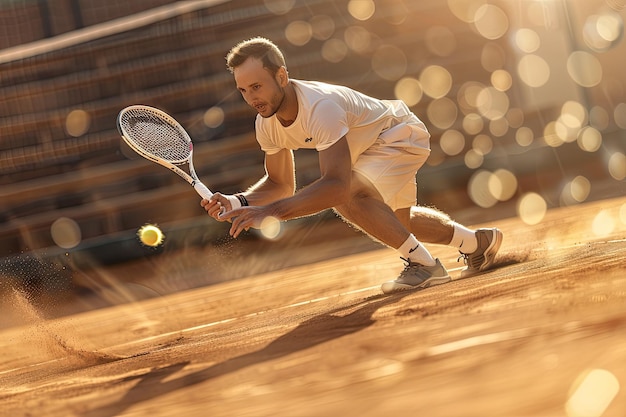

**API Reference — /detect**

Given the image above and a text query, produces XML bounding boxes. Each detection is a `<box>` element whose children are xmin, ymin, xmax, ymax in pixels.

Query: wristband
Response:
<box><xmin>225</xmin><ymin>194</ymin><xmax>242</xmax><ymax>210</ymax></box>
<box><xmin>235</xmin><ymin>193</ymin><xmax>249</xmax><ymax>207</ymax></box>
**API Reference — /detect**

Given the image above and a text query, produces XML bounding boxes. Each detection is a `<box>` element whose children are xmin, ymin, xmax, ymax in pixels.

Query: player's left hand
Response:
<box><xmin>219</xmin><ymin>206</ymin><xmax>272</xmax><ymax>238</ymax></box>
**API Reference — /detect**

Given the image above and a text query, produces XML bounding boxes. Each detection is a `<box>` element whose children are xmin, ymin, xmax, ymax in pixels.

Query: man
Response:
<box><xmin>201</xmin><ymin>37</ymin><xmax>502</xmax><ymax>294</ymax></box>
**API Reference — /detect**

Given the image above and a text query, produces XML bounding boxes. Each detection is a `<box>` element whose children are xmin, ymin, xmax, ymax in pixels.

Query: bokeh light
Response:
<box><xmin>458</xmin><ymin>81</ymin><xmax>485</xmax><ymax>113</ymax></box>
<box><xmin>321</xmin><ymin>38</ymin><xmax>348</xmax><ymax>63</ymax></box>
<box><xmin>517</xmin><ymin>192</ymin><xmax>547</xmax><ymax>225</ymax></box>
<box><xmin>203</xmin><ymin>106</ymin><xmax>224</xmax><ymax>128</ymax></box>
<box><xmin>565</xmin><ymin>369</ymin><xmax>620</xmax><ymax>417</ymax></box>
<box><xmin>476</xmin><ymin>86</ymin><xmax>509</xmax><ymax>120</ymax></box>
<box><xmin>420</xmin><ymin>65</ymin><xmax>453</xmax><ymax>99</ymax></box>
<box><xmin>259</xmin><ymin>216</ymin><xmax>282</xmax><ymax>240</ymax></box>
<box><xmin>65</xmin><ymin>109</ymin><xmax>91</xmax><ymax>137</ymax></box>
<box><xmin>515</xmin><ymin>28</ymin><xmax>541</xmax><ymax>53</ymax></box>
<box><xmin>608</xmin><ymin>152</ymin><xmax>626</xmax><ymax>180</ymax></box>
<box><xmin>614</xmin><ymin>103</ymin><xmax>626</xmax><ymax>129</ymax></box>
<box><xmin>569</xmin><ymin>175</ymin><xmax>591</xmax><ymax>202</ymax></box>
<box><xmin>394</xmin><ymin>77</ymin><xmax>423</xmax><ymax>107</ymax></box>
<box><xmin>473</xmin><ymin>4</ymin><xmax>509</xmax><ymax>40</ymax></box>
<box><xmin>347</xmin><ymin>0</ymin><xmax>375</xmax><ymax>21</ymax></box>
<box><xmin>561</xmin><ymin>176</ymin><xmax>591</xmax><ymax>206</ymax></box>
<box><xmin>515</xmin><ymin>126</ymin><xmax>534</xmax><ymax>147</ymax></box>
<box><xmin>517</xmin><ymin>54</ymin><xmax>550</xmax><ymax>88</ymax></box>
<box><xmin>543</xmin><ymin>121</ymin><xmax>565</xmax><ymax>148</ymax></box>
<box><xmin>489</xmin><ymin>168</ymin><xmax>518</xmax><ymax>202</ymax></box>
<box><xmin>439</xmin><ymin>130</ymin><xmax>465</xmax><ymax>156</ymax></box>
<box><xmin>489</xmin><ymin>117</ymin><xmax>509</xmax><ymax>137</ymax></box>
<box><xmin>344</xmin><ymin>25</ymin><xmax>373</xmax><ymax>54</ymax></box>
<box><xmin>592</xmin><ymin>210</ymin><xmax>617</xmax><ymax>237</ymax></box>
<box><xmin>310</xmin><ymin>15</ymin><xmax>335</xmax><ymax>40</ymax></box>
<box><xmin>448</xmin><ymin>0</ymin><xmax>486</xmax><ymax>23</ymax></box>
<box><xmin>567</xmin><ymin>51</ymin><xmax>603</xmax><ymax>87</ymax></box>
<box><xmin>472</xmin><ymin>134</ymin><xmax>493</xmax><ymax>155</ymax></box>
<box><xmin>577</xmin><ymin>126</ymin><xmax>602</xmax><ymax>152</ymax></box>
<box><xmin>285</xmin><ymin>20</ymin><xmax>312</xmax><ymax>46</ymax></box>
<box><xmin>583</xmin><ymin>11</ymin><xmax>624</xmax><ymax>52</ymax></box>
<box><xmin>463</xmin><ymin>113</ymin><xmax>484</xmax><ymax>135</ymax></box>
<box><xmin>51</xmin><ymin>217</ymin><xmax>82</xmax><ymax>249</ymax></box>
<box><xmin>561</xmin><ymin>101</ymin><xmax>587</xmax><ymax>130</ymax></box>
<box><xmin>427</xmin><ymin>98</ymin><xmax>457</xmax><ymax>130</ymax></box>
<box><xmin>468</xmin><ymin>170</ymin><xmax>498</xmax><ymax>208</ymax></box>
<box><xmin>491</xmin><ymin>69</ymin><xmax>512</xmax><ymax>91</ymax></box>
<box><xmin>263</xmin><ymin>0</ymin><xmax>294</xmax><ymax>15</ymax></box>
<box><xmin>464</xmin><ymin>149</ymin><xmax>484</xmax><ymax>169</ymax></box>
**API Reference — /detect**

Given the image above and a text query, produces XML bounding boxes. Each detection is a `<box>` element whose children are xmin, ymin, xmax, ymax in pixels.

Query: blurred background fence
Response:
<box><xmin>0</xmin><ymin>0</ymin><xmax>624</xmax><ymax>266</ymax></box>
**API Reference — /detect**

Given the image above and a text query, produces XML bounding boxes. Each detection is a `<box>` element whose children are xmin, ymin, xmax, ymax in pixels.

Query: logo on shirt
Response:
<box><xmin>304</xmin><ymin>137</ymin><xmax>313</xmax><ymax>143</ymax></box>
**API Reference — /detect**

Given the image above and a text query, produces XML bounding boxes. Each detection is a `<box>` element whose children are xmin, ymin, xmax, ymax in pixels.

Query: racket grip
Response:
<box><xmin>194</xmin><ymin>182</ymin><xmax>214</xmax><ymax>200</ymax></box>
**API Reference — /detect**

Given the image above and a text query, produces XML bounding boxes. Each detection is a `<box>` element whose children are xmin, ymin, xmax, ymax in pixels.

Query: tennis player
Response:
<box><xmin>201</xmin><ymin>37</ymin><xmax>502</xmax><ymax>293</ymax></box>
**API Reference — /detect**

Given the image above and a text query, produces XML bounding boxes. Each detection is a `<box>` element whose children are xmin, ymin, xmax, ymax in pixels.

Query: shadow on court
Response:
<box><xmin>82</xmin><ymin>292</ymin><xmax>412</xmax><ymax>417</ymax></box>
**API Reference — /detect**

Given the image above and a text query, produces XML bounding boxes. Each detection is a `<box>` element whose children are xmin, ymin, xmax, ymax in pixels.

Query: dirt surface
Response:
<box><xmin>1</xmin><ymin>197</ymin><xmax>625</xmax><ymax>417</ymax></box>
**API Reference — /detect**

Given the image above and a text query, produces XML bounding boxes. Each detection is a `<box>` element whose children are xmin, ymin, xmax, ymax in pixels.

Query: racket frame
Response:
<box><xmin>117</xmin><ymin>105</ymin><xmax>213</xmax><ymax>199</ymax></box>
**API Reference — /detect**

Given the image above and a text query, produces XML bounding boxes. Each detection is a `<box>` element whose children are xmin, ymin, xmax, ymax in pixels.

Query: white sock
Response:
<box><xmin>450</xmin><ymin>224</ymin><xmax>478</xmax><ymax>254</ymax></box>
<box><xmin>397</xmin><ymin>234</ymin><xmax>436</xmax><ymax>266</ymax></box>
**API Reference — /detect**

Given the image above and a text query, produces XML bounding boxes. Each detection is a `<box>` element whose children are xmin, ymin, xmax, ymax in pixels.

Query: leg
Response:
<box><xmin>335</xmin><ymin>172</ymin><xmax>450</xmax><ymax>294</ymax></box>
<box><xmin>395</xmin><ymin>206</ymin><xmax>455</xmax><ymax>245</ymax></box>
<box><xmin>334</xmin><ymin>172</ymin><xmax>410</xmax><ymax>250</ymax></box>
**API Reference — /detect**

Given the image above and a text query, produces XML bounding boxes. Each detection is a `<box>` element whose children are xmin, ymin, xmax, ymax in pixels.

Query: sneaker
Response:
<box><xmin>381</xmin><ymin>258</ymin><xmax>451</xmax><ymax>294</ymax></box>
<box><xmin>459</xmin><ymin>228</ymin><xmax>503</xmax><ymax>277</ymax></box>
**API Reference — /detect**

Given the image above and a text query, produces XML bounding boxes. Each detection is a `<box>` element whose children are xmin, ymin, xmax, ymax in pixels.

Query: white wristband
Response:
<box><xmin>225</xmin><ymin>194</ymin><xmax>242</xmax><ymax>210</ymax></box>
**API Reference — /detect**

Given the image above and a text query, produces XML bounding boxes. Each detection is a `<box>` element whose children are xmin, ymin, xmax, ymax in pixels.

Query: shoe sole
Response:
<box><xmin>381</xmin><ymin>275</ymin><xmax>451</xmax><ymax>294</ymax></box>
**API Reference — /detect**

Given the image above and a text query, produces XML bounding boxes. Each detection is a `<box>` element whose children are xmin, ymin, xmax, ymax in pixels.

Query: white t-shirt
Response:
<box><xmin>255</xmin><ymin>79</ymin><xmax>428</xmax><ymax>165</ymax></box>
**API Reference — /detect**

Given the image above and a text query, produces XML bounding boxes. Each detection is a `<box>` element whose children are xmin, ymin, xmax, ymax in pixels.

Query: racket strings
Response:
<box><xmin>120</xmin><ymin>110</ymin><xmax>191</xmax><ymax>162</ymax></box>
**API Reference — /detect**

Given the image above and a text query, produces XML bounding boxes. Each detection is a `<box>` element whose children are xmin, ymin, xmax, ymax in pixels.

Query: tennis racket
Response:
<box><xmin>117</xmin><ymin>105</ymin><xmax>214</xmax><ymax>200</ymax></box>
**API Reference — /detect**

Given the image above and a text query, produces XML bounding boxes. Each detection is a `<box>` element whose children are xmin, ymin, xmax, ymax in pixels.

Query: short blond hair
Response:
<box><xmin>226</xmin><ymin>37</ymin><xmax>286</xmax><ymax>74</ymax></box>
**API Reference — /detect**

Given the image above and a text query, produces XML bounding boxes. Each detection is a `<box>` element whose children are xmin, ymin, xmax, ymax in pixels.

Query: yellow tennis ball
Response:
<box><xmin>138</xmin><ymin>224</ymin><xmax>164</xmax><ymax>247</ymax></box>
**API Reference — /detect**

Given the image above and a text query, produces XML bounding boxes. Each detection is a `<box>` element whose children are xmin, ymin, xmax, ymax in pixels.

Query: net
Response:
<box><xmin>118</xmin><ymin>107</ymin><xmax>191</xmax><ymax>163</ymax></box>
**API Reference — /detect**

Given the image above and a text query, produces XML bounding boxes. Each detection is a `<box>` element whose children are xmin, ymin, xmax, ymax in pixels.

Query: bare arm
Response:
<box><xmin>244</xmin><ymin>148</ymin><xmax>296</xmax><ymax>206</ymax></box>
<box><xmin>223</xmin><ymin>137</ymin><xmax>353</xmax><ymax>237</ymax></box>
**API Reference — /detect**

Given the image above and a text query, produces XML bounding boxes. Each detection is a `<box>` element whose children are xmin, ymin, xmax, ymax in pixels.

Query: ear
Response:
<box><xmin>276</xmin><ymin>66</ymin><xmax>289</xmax><ymax>87</ymax></box>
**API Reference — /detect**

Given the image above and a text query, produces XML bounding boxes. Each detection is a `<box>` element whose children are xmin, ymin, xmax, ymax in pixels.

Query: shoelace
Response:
<box><xmin>457</xmin><ymin>252</ymin><xmax>469</xmax><ymax>265</ymax></box>
<box><xmin>399</xmin><ymin>257</ymin><xmax>413</xmax><ymax>271</ymax></box>
<box><xmin>399</xmin><ymin>257</ymin><xmax>423</xmax><ymax>275</ymax></box>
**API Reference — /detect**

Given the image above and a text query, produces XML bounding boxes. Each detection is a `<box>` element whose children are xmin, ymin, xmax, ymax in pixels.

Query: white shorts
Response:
<box><xmin>352</xmin><ymin>122</ymin><xmax>431</xmax><ymax>212</ymax></box>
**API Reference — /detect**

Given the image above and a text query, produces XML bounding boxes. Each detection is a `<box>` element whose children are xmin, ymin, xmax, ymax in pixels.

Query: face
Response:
<box><xmin>233</xmin><ymin>58</ymin><xmax>286</xmax><ymax>118</ymax></box>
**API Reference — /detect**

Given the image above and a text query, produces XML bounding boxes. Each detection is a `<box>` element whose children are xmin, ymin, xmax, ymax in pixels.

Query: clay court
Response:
<box><xmin>0</xmin><ymin>197</ymin><xmax>624</xmax><ymax>417</ymax></box>
<box><xmin>1</xmin><ymin>1</ymin><xmax>626</xmax><ymax>416</ymax></box>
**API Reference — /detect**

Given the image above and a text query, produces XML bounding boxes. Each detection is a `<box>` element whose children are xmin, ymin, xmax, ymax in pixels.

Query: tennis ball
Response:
<box><xmin>138</xmin><ymin>224</ymin><xmax>164</xmax><ymax>247</ymax></box>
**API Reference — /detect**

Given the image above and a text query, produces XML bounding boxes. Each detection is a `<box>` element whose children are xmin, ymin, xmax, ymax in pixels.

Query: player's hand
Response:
<box><xmin>219</xmin><ymin>206</ymin><xmax>270</xmax><ymax>238</ymax></box>
<box><xmin>200</xmin><ymin>193</ymin><xmax>232</xmax><ymax>221</ymax></box>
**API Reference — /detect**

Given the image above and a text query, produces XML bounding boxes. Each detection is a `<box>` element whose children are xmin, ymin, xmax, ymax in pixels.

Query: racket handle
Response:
<box><xmin>194</xmin><ymin>182</ymin><xmax>214</xmax><ymax>199</ymax></box>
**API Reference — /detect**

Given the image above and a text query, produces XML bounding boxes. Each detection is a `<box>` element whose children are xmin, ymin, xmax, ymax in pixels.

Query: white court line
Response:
<box><xmin>395</xmin><ymin>328</ymin><xmax>534</xmax><ymax>362</ymax></box>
